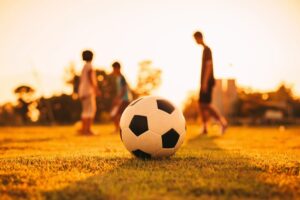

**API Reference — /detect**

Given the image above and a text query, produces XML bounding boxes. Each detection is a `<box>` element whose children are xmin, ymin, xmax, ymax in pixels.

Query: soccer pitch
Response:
<box><xmin>0</xmin><ymin>124</ymin><xmax>299</xmax><ymax>199</ymax></box>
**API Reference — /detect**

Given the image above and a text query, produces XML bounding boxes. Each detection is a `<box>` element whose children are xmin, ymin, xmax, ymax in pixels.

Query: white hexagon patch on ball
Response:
<box><xmin>120</xmin><ymin>96</ymin><xmax>186</xmax><ymax>159</ymax></box>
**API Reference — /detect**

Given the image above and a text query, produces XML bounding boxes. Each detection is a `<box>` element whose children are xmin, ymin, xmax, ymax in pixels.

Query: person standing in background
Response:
<box><xmin>78</xmin><ymin>50</ymin><xmax>100</xmax><ymax>135</ymax></box>
<box><xmin>110</xmin><ymin>62</ymin><xmax>131</xmax><ymax>133</ymax></box>
<box><xmin>194</xmin><ymin>31</ymin><xmax>227</xmax><ymax>135</ymax></box>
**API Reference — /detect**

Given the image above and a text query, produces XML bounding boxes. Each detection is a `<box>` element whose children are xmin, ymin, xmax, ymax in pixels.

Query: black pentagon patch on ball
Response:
<box><xmin>162</xmin><ymin>128</ymin><xmax>180</xmax><ymax>148</ymax></box>
<box><xmin>129</xmin><ymin>115</ymin><xmax>148</xmax><ymax>136</ymax></box>
<box><xmin>157</xmin><ymin>99</ymin><xmax>175</xmax><ymax>114</ymax></box>
<box><xmin>132</xmin><ymin>149</ymin><xmax>151</xmax><ymax>159</ymax></box>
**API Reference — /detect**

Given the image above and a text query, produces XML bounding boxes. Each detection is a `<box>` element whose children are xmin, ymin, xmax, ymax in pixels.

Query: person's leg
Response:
<box><xmin>85</xmin><ymin>96</ymin><xmax>96</xmax><ymax>135</ymax></box>
<box><xmin>80</xmin><ymin>118</ymin><xmax>85</xmax><ymax>133</ymax></box>
<box><xmin>80</xmin><ymin>118</ymin><xmax>87</xmax><ymax>134</ymax></box>
<box><xmin>204</xmin><ymin>86</ymin><xmax>228</xmax><ymax>134</ymax></box>
<box><xmin>80</xmin><ymin>98</ymin><xmax>88</xmax><ymax>135</ymax></box>
<box><xmin>113</xmin><ymin>101</ymin><xmax>129</xmax><ymax>133</ymax></box>
<box><xmin>200</xmin><ymin>103</ymin><xmax>209</xmax><ymax>134</ymax></box>
<box><xmin>113</xmin><ymin>114</ymin><xmax>121</xmax><ymax>132</ymax></box>
<box><xmin>85</xmin><ymin>117</ymin><xmax>95</xmax><ymax>135</ymax></box>
<box><xmin>206</xmin><ymin>104</ymin><xmax>221</xmax><ymax>121</ymax></box>
<box><xmin>206</xmin><ymin>104</ymin><xmax>228</xmax><ymax>134</ymax></box>
<box><xmin>199</xmin><ymin>88</ymin><xmax>210</xmax><ymax>135</ymax></box>
<box><xmin>80</xmin><ymin>96</ymin><xmax>96</xmax><ymax>135</ymax></box>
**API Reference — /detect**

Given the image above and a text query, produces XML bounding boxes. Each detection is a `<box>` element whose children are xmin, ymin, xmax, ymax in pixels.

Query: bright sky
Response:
<box><xmin>1</xmin><ymin>0</ymin><xmax>300</xmax><ymax>106</ymax></box>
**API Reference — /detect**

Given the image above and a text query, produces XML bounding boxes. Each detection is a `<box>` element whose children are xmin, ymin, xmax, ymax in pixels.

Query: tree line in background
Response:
<box><xmin>0</xmin><ymin>60</ymin><xmax>161</xmax><ymax>126</ymax></box>
<box><xmin>1</xmin><ymin>63</ymin><xmax>300</xmax><ymax>126</ymax></box>
<box><xmin>183</xmin><ymin>84</ymin><xmax>300</xmax><ymax>125</ymax></box>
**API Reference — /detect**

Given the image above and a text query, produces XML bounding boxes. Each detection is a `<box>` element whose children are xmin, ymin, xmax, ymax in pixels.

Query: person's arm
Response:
<box><xmin>88</xmin><ymin>69</ymin><xmax>101</xmax><ymax>96</ymax></box>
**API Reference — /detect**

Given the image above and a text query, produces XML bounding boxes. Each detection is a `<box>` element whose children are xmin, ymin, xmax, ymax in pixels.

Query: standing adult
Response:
<box><xmin>194</xmin><ymin>31</ymin><xmax>227</xmax><ymax>134</ymax></box>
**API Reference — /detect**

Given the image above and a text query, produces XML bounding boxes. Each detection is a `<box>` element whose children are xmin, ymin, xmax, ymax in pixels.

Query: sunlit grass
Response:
<box><xmin>0</xmin><ymin>124</ymin><xmax>299</xmax><ymax>199</ymax></box>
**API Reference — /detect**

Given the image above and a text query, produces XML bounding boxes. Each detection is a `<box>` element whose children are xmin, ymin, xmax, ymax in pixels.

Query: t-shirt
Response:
<box><xmin>78</xmin><ymin>63</ymin><xmax>97</xmax><ymax>98</ymax></box>
<box><xmin>201</xmin><ymin>46</ymin><xmax>215</xmax><ymax>87</ymax></box>
<box><xmin>116</xmin><ymin>74</ymin><xmax>130</xmax><ymax>101</ymax></box>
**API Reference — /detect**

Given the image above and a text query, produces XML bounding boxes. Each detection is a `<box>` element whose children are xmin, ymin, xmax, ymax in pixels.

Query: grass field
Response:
<box><xmin>0</xmin><ymin>124</ymin><xmax>300</xmax><ymax>200</ymax></box>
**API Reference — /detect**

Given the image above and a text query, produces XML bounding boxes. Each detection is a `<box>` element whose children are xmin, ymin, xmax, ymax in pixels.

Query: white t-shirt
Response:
<box><xmin>78</xmin><ymin>63</ymin><xmax>97</xmax><ymax>98</ymax></box>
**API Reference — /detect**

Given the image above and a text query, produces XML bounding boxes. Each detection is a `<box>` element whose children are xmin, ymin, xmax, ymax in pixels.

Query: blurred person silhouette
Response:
<box><xmin>110</xmin><ymin>62</ymin><xmax>131</xmax><ymax>132</ymax></box>
<box><xmin>16</xmin><ymin>98</ymin><xmax>30</xmax><ymax>123</ymax></box>
<box><xmin>14</xmin><ymin>85</ymin><xmax>35</xmax><ymax>124</ymax></box>
<box><xmin>78</xmin><ymin>50</ymin><xmax>100</xmax><ymax>135</ymax></box>
<box><xmin>194</xmin><ymin>31</ymin><xmax>228</xmax><ymax>134</ymax></box>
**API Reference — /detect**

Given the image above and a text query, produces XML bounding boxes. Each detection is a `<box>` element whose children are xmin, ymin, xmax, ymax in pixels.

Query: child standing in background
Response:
<box><xmin>110</xmin><ymin>62</ymin><xmax>131</xmax><ymax>132</ymax></box>
<box><xmin>78</xmin><ymin>50</ymin><xmax>100</xmax><ymax>135</ymax></box>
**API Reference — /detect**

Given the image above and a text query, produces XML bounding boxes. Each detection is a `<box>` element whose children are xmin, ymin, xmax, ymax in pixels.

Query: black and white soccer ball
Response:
<box><xmin>120</xmin><ymin>96</ymin><xmax>186</xmax><ymax>159</ymax></box>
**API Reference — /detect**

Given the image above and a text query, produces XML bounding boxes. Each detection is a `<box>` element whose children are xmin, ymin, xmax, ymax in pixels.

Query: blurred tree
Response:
<box><xmin>37</xmin><ymin>94</ymin><xmax>81</xmax><ymax>124</ymax></box>
<box><xmin>268</xmin><ymin>84</ymin><xmax>294</xmax><ymax>102</ymax></box>
<box><xmin>232</xmin><ymin>83</ymin><xmax>296</xmax><ymax>123</ymax></box>
<box><xmin>0</xmin><ymin>103</ymin><xmax>22</xmax><ymax>125</ymax></box>
<box><xmin>235</xmin><ymin>91</ymin><xmax>267</xmax><ymax>118</ymax></box>
<box><xmin>14</xmin><ymin>85</ymin><xmax>35</xmax><ymax>101</ymax></box>
<box><xmin>95</xmin><ymin>69</ymin><xmax>116</xmax><ymax>120</ymax></box>
<box><xmin>64</xmin><ymin>62</ymin><xmax>80</xmax><ymax>98</ymax></box>
<box><xmin>183</xmin><ymin>92</ymin><xmax>199</xmax><ymax>121</ymax></box>
<box><xmin>134</xmin><ymin>60</ymin><xmax>162</xmax><ymax>97</ymax></box>
<box><xmin>292</xmin><ymin>100</ymin><xmax>300</xmax><ymax>117</ymax></box>
<box><xmin>14</xmin><ymin>85</ymin><xmax>36</xmax><ymax>124</ymax></box>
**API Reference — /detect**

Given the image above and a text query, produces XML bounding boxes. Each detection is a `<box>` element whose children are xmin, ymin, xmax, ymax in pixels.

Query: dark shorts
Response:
<box><xmin>118</xmin><ymin>100</ymin><xmax>130</xmax><ymax>115</ymax></box>
<box><xmin>199</xmin><ymin>86</ymin><xmax>213</xmax><ymax>104</ymax></box>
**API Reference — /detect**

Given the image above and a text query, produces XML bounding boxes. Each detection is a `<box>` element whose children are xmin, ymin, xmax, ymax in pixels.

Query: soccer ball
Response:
<box><xmin>120</xmin><ymin>96</ymin><xmax>186</xmax><ymax>159</ymax></box>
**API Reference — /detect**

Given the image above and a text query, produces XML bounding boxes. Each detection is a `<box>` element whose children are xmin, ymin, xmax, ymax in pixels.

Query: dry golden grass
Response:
<box><xmin>0</xmin><ymin>124</ymin><xmax>299</xmax><ymax>199</ymax></box>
